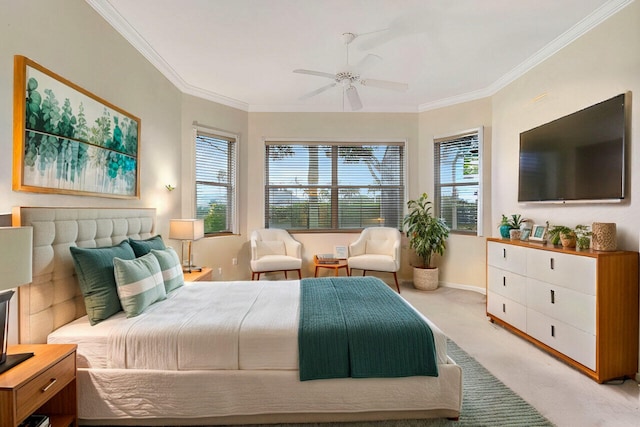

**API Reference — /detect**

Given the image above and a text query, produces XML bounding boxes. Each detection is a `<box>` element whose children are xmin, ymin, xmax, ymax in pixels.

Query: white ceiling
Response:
<box><xmin>88</xmin><ymin>0</ymin><xmax>630</xmax><ymax>113</ymax></box>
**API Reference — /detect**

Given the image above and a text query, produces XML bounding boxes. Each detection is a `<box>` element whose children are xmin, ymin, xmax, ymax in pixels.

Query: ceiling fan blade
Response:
<box><xmin>345</xmin><ymin>85</ymin><xmax>363</xmax><ymax>111</ymax></box>
<box><xmin>299</xmin><ymin>82</ymin><xmax>337</xmax><ymax>100</ymax></box>
<box><xmin>354</xmin><ymin>54</ymin><xmax>382</xmax><ymax>73</ymax></box>
<box><xmin>360</xmin><ymin>78</ymin><xmax>408</xmax><ymax>92</ymax></box>
<box><xmin>293</xmin><ymin>69</ymin><xmax>336</xmax><ymax>80</ymax></box>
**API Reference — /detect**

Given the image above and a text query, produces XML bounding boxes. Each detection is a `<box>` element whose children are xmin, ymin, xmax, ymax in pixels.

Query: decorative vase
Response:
<box><xmin>592</xmin><ymin>222</ymin><xmax>617</xmax><ymax>251</ymax></box>
<box><xmin>509</xmin><ymin>229</ymin><xmax>521</xmax><ymax>240</ymax></box>
<box><xmin>499</xmin><ymin>225</ymin><xmax>512</xmax><ymax>239</ymax></box>
<box><xmin>413</xmin><ymin>267</ymin><xmax>439</xmax><ymax>291</ymax></box>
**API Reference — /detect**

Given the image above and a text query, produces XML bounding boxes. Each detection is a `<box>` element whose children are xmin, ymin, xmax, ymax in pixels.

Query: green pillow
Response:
<box><xmin>129</xmin><ymin>235</ymin><xmax>166</xmax><ymax>257</ymax></box>
<box><xmin>150</xmin><ymin>247</ymin><xmax>185</xmax><ymax>292</ymax></box>
<box><xmin>113</xmin><ymin>252</ymin><xmax>167</xmax><ymax>318</ymax></box>
<box><xmin>70</xmin><ymin>240</ymin><xmax>136</xmax><ymax>325</ymax></box>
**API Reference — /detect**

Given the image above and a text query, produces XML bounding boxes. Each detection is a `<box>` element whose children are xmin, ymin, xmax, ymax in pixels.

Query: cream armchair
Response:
<box><xmin>250</xmin><ymin>228</ymin><xmax>302</xmax><ymax>280</ymax></box>
<box><xmin>347</xmin><ymin>227</ymin><xmax>401</xmax><ymax>293</ymax></box>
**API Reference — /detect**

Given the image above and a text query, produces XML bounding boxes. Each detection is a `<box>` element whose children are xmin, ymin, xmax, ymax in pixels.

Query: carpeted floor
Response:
<box><xmin>245</xmin><ymin>340</ymin><xmax>554</xmax><ymax>427</ymax></box>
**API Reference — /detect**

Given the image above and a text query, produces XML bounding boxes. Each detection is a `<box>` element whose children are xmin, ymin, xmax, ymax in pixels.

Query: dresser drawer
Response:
<box><xmin>526</xmin><ymin>278</ymin><xmax>595</xmax><ymax>334</ymax></box>
<box><xmin>487</xmin><ymin>266</ymin><xmax>526</xmax><ymax>304</ymax></box>
<box><xmin>526</xmin><ymin>249</ymin><xmax>596</xmax><ymax>295</ymax></box>
<box><xmin>487</xmin><ymin>242</ymin><xmax>527</xmax><ymax>274</ymax></box>
<box><xmin>527</xmin><ymin>309</ymin><xmax>595</xmax><ymax>370</ymax></box>
<box><xmin>487</xmin><ymin>292</ymin><xmax>526</xmax><ymax>331</ymax></box>
<box><xmin>16</xmin><ymin>351</ymin><xmax>75</xmax><ymax>422</ymax></box>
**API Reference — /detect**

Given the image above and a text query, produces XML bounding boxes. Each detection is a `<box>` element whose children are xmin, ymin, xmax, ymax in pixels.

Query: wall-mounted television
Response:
<box><xmin>518</xmin><ymin>93</ymin><xmax>628</xmax><ymax>203</ymax></box>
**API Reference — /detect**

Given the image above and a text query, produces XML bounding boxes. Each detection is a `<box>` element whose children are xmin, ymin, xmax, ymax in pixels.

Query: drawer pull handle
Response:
<box><xmin>550</xmin><ymin>258</ymin><xmax>554</xmax><ymax>270</ymax></box>
<box><xmin>551</xmin><ymin>325</ymin><xmax>555</xmax><ymax>337</ymax></box>
<box><xmin>503</xmin><ymin>276</ymin><xmax>506</xmax><ymax>286</ymax></box>
<box><xmin>550</xmin><ymin>289</ymin><xmax>555</xmax><ymax>304</ymax></box>
<box><xmin>502</xmin><ymin>303</ymin><xmax>506</xmax><ymax>313</ymax></box>
<box><xmin>503</xmin><ymin>248</ymin><xmax>506</xmax><ymax>258</ymax></box>
<box><xmin>41</xmin><ymin>378</ymin><xmax>57</xmax><ymax>393</ymax></box>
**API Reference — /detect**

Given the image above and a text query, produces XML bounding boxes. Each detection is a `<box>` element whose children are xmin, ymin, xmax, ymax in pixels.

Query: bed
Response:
<box><xmin>13</xmin><ymin>207</ymin><xmax>462</xmax><ymax>425</ymax></box>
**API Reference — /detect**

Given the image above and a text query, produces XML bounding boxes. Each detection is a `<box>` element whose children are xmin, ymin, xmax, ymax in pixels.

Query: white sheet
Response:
<box><xmin>48</xmin><ymin>279</ymin><xmax>448</xmax><ymax>371</ymax></box>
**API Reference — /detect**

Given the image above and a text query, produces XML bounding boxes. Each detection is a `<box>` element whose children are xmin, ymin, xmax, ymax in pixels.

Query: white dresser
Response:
<box><xmin>486</xmin><ymin>238</ymin><xmax>638</xmax><ymax>383</ymax></box>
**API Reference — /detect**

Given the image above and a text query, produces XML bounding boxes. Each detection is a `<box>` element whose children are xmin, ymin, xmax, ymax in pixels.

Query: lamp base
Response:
<box><xmin>183</xmin><ymin>265</ymin><xmax>202</xmax><ymax>273</ymax></box>
<box><xmin>0</xmin><ymin>352</ymin><xmax>34</xmax><ymax>374</ymax></box>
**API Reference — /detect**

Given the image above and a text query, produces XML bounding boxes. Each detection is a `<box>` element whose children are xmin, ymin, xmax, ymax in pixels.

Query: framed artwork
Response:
<box><xmin>520</xmin><ymin>227</ymin><xmax>532</xmax><ymax>241</ymax></box>
<box><xmin>334</xmin><ymin>245</ymin><xmax>348</xmax><ymax>259</ymax></box>
<box><xmin>13</xmin><ymin>55</ymin><xmax>140</xmax><ymax>199</ymax></box>
<box><xmin>529</xmin><ymin>224</ymin><xmax>547</xmax><ymax>242</ymax></box>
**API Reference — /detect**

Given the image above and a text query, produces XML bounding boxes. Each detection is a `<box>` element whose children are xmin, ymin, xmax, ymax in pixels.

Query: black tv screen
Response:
<box><xmin>518</xmin><ymin>93</ymin><xmax>627</xmax><ymax>203</ymax></box>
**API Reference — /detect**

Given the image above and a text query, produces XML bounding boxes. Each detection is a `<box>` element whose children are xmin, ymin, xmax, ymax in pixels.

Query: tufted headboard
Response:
<box><xmin>12</xmin><ymin>207</ymin><xmax>156</xmax><ymax>344</ymax></box>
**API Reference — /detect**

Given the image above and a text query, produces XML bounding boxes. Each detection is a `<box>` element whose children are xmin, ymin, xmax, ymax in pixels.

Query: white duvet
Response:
<box><xmin>49</xmin><ymin>280</ymin><xmax>448</xmax><ymax>371</ymax></box>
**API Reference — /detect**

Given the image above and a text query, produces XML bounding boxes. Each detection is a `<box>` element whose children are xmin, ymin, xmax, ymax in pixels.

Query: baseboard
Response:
<box><xmin>439</xmin><ymin>281</ymin><xmax>487</xmax><ymax>295</ymax></box>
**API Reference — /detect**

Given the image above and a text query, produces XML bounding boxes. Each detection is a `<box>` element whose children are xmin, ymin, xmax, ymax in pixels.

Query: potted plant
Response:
<box><xmin>498</xmin><ymin>214</ymin><xmax>524</xmax><ymax>239</ymax></box>
<box><xmin>403</xmin><ymin>193</ymin><xmax>450</xmax><ymax>291</ymax></box>
<box><xmin>547</xmin><ymin>225</ymin><xmax>575</xmax><ymax>248</ymax></box>
<box><xmin>574</xmin><ymin>224</ymin><xmax>592</xmax><ymax>250</ymax></box>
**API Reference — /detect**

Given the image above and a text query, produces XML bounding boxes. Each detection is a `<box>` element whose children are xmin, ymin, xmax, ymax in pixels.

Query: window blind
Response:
<box><xmin>265</xmin><ymin>142</ymin><xmax>405</xmax><ymax>231</ymax></box>
<box><xmin>434</xmin><ymin>131</ymin><xmax>480</xmax><ymax>234</ymax></box>
<box><xmin>195</xmin><ymin>131</ymin><xmax>237</xmax><ymax>234</ymax></box>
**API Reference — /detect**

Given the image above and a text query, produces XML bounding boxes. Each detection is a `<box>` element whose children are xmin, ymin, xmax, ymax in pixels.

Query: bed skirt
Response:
<box><xmin>77</xmin><ymin>358</ymin><xmax>462</xmax><ymax>425</ymax></box>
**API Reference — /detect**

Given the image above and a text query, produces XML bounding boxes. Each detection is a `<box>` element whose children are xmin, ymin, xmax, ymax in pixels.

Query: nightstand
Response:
<box><xmin>183</xmin><ymin>267</ymin><xmax>213</xmax><ymax>282</ymax></box>
<box><xmin>0</xmin><ymin>344</ymin><xmax>77</xmax><ymax>427</ymax></box>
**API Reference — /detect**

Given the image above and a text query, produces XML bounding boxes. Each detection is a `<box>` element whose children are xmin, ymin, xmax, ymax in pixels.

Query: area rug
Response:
<box><xmin>246</xmin><ymin>340</ymin><xmax>554</xmax><ymax>427</ymax></box>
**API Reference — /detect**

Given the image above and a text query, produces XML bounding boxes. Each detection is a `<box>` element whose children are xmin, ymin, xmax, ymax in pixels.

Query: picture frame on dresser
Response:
<box><xmin>529</xmin><ymin>224</ymin><xmax>547</xmax><ymax>242</ymax></box>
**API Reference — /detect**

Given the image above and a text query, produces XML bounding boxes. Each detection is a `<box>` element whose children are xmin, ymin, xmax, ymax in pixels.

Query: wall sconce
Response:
<box><xmin>165</xmin><ymin>184</ymin><xmax>175</xmax><ymax>192</ymax></box>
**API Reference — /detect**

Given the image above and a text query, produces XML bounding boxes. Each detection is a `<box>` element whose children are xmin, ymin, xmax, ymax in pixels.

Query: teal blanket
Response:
<box><xmin>298</xmin><ymin>277</ymin><xmax>438</xmax><ymax>381</ymax></box>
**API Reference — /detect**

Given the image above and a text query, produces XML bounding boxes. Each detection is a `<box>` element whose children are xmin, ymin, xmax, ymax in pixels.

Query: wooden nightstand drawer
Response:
<box><xmin>15</xmin><ymin>352</ymin><xmax>75</xmax><ymax>423</ymax></box>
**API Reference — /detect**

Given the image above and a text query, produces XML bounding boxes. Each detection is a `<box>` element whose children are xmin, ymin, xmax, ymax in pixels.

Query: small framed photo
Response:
<box><xmin>529</xmin><ymin>224</ymin><xmax>547</xmax><ymax>242</ymax></box>
<box><xmin>334</xmin><ymin>245</ymin><xmax>348</xmax><ymax>259</ymax></box>
<box><xmin>520</xmin><ymin>227</ymin><xmax>532</xmax><ymax>241</ymax></box>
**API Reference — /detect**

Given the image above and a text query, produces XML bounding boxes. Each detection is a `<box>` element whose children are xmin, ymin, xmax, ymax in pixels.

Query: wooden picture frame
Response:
<box><xmin>529</xmin><ymin>224</ymin><xmax>547</xmax><ymax>242</ymax></box>
<box><xmin>13</xmin><ymin>55</ymin><xmax>140</xmax><ymax>199</ymax></box>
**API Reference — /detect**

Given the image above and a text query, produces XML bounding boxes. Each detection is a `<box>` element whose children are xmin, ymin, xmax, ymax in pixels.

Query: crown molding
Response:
<box><xmin>89</xmin><ymin>0</ymin><xmax>632</xmax><ymax>114</ymax></box>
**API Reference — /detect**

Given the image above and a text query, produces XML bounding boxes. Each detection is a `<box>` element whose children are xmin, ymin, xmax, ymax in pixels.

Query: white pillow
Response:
<box><xmin>256</xmin><ymin>240</ymin><xmax>286</xmax><ymax>257</ymax></box>
<box><xmin>113</xmin><ymin>252</ymin><xmax>167</xmax><ymax>318</ymax></box>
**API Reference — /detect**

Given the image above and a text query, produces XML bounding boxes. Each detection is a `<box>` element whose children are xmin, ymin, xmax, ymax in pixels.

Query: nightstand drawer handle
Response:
<box><xmin>41</xmin><ymin>378</ymin><xmax>57</xmax><ymax>393</ymax></box>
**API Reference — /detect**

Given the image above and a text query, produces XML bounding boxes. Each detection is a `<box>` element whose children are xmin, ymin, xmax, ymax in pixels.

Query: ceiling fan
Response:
<box><xmin>293</xmin><ymin>32</ymin><xmax>408</xmax><ymax>111</ymax></box>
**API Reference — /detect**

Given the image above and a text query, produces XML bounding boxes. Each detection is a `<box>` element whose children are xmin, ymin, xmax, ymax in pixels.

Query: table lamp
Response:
<box><xmin>169</xmin><ymin>219</ymin><xmax>204</xmax><ymax>273</ymax></box>
<box><xmin>0</xmin><ymin>226</ymin><xmax>33</xmax><ymax>374</ymax></box>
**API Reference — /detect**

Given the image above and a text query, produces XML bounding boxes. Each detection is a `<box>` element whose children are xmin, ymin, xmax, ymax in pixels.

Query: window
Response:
<box><xmin>195</xmin><ymin>129</ymin><xmax>237</xmax><ymax>235</ymax></box>
<box><xmin>265</xmin><ymin>141</ymin><xmax>405</xmax><ymax>231</ymax></box>
<box><xmin>434</xmin><ymin>128</ymin><xmax>482</xmax><ymax>235</ymax></box>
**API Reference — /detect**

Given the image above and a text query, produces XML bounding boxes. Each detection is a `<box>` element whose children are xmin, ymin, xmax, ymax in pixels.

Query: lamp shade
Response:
<box><xmin>0</xmin><ymin>227</ymin><xmax>33</xmax><ymax>291</ymax></box>
<box><xmin>169</xmin><ymin>219</ymin><xmax>204</xmax><ymax>241</ymax></box>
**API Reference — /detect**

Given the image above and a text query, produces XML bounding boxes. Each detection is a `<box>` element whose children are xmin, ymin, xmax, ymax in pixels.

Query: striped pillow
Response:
<box><xmin>151</xmin><ymin>247</ymin><xmax>185</xmax><ymax>292</ymax></box>
<box><xmin>113</xmin><ymin>252</ymin><xmax>167</xmax><ymax>317</ymax></box>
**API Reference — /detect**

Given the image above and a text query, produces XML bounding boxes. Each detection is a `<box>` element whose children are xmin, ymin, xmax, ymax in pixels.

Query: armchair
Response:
<box><xmin>250</xmin><ymin>228</ymin><xmax>302</xmax><ymax>280</ymax></box>
<box><xmin>347</xmin><ymin>227</ymin><xmax>401</xmax><ymax>292</ymax></box>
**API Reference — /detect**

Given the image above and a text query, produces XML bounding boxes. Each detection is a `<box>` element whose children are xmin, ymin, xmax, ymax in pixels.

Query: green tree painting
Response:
<box><xmin>17</xmin><ymin>57</ymin><xmax>139</xmax><ymax>198</ymax></box>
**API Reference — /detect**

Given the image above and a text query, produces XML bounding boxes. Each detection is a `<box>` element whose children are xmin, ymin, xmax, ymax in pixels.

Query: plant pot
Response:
<box><xmin>413</xmin><ymin>266</ymin><xmax>439</xmax><ymax>291</ymax></box>
<box><xmin>509</xmin><ymin>229</ymin><xmax>521</xmax><ymax>240</ymax></box>
<box><xmin>499</xmin><ymin>224</ymin><xmax>511</xmax><ymax>239</ymax></box>
<box><xmin>560</xmin><ymin>232</ymin><xmax>576</xmax><ymax>248</ymax></box>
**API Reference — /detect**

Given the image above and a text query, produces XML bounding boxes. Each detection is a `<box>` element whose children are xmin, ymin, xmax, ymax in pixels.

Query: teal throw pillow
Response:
<box><xmin>129</xmin><ymin>235</ymin><xmax>166</xmax><ymax>257</ymax></box>
<box><xmin>70</xmin><ymin>240</ymin><xmax>136</xmax><ymax>325</ymax></box>
<box><xmin>150</xmin><ymin>247</ymin><xmax>185</xmax><ymax>292</ymax></box>
<box><xmin>113</xmin><ymin>252</ymin><xmax>167</xmax><ymax>318</ymax></box>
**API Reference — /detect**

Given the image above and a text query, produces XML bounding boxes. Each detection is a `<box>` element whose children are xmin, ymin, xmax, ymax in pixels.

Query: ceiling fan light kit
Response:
<box><xmin>293</xmin><ymin>30</ymin><xmax>408</xmax><ymax>111</ymax></box>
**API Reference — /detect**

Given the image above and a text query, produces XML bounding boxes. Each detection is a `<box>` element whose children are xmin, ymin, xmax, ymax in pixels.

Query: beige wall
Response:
<box><xmin>418</xmin><ymin>99</ymin><xmax>493</xmax><ymax>291</ymax></box>
<box><xmin>0</xmin><ymin>0</ymin><xmax>182</xmax><ymax>236</ymax></box>
<box><xmin>491</xmin><ymin>0</ymin><xmax>640</xmax><ymax>252</ymax></box>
